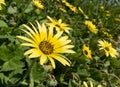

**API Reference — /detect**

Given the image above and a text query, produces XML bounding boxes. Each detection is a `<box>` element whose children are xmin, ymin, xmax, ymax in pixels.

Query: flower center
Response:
<box><xmin>55</xmin><ymin>24</ymin><xmax>61</xmax><ymax>28</ymax></box>
<box><xmin>105</xmin><ymin>47</ymin><xmax>109</xmax><ymax>51</ymax></box>
<box><xmin>84</xmin><ymin>50</ymin><xmax>88</xmax><ymax>55</ymax></box>
<box><xmin>39</xmin><ymin>41</ymin><xmax>54</xmax><ymax>55</ymax></box>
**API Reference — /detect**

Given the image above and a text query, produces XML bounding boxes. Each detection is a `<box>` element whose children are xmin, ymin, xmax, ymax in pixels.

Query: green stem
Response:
<box><xmin>23</xmin><ymin>59</ymin><xmax>36</xmax><ymax>80</ymax></box>
<box><xmin>110</xmin><ymin>74</ymin><xmax>120</xmax><ymax>82</ymax></box>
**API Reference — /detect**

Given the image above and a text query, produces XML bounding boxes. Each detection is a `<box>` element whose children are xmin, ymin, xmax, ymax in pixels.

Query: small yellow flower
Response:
<box><xmin>0</xmin><ymin>0</ymin><xmax>5</xmax><ymax>10</ymax></box>
<box><xmin>82</xmin><ymin>44</ymin><xmax>92</xmax><ymax>59</ymax></box>
<box><xmin>100</xmin><ymin>5</ymin><xmax>104</xmax><ymax>10</ymax></box>
<box><xmin>59</xmin><ymin>7</ymin><xmax>67</xmax><ymax>13</ymax></box>
<box><xmin>85</xmin><ymin>20</ymin><xmax>98</xmax><ymax>34</ymax></box>
<box><xmin>17</xmin><ymin>21</ymin><xmax>75</xmax><ymax>69</ymax></box>
<box><xmin>78</xmin><ymin>7</ymin><xmax>89</xmax><ymax>19</ymax></box>
<box><xmin>98</xmin><ymin>40</ymin><xmax>118</xmax><ymax>58</ymax></box>
<box><xmin>32</xmin><ymin>0</ymin><xmax>44</xmax><ymax>9</ymax></box>
<box><xmin>47</xmin><ymin>16</ymin><xmax>72</xmax><ymax>34</ymax></box>
<box><xmin>102</xmin><ymin>31</ymin><xmax>112</xmax><ymax>39</ymax></box>
<box><xmin>62</xmin><ymin>0</ymin><xmax>78</xmax><ymax>13</ymax></box>
<box><xmin>105</xmin><ymin>11</ymin><xmax>110</xmax><ymax>16</ymax></box>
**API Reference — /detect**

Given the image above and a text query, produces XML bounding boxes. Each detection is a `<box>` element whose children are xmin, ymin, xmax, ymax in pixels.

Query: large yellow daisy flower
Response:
<box><xmin>82</xmin><ymin>44</ymin><xmax>92</xmax><ymax>59</ymax></box>
<box><xmin>47</xmin><ymin>16</ymin><xmax>72</xmax><ymax>34</ymax></box>
<box><xmin>17</xmin><ymin>21</ymin><xmax>75</xmax><ymax>69</ymax></box>
<box><xmin>0</xmin><ymin>0</ymin><xmax>5</xmax><ymax>10</ymax></box>
<box><xmin>85</xmin><ymin>20</ymin><xmax>98</xmax><ymax>34</ymax></box>
<box><xmin>98</xmin><ymin>40</ymin><xmax>118</xmax><ymax>58</ymax></box>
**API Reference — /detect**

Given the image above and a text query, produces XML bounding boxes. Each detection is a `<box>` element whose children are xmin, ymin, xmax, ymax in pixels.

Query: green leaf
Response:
<box><xmin>0</xmin><ymin>44</ymin><xmax>24</xmax><ymax>62</ymax></box>
<box><xmin>0</xmin><ymin>20</ymin><xmax>8</xmax><ymax>27</ymax></box>
<box><xmin>24</xmin><ymin>2</ymin><xmax>33</xmax><ymax>13</ymax></box>
<box><xmin>77</xmin><ymin>69</ymin><xmax>90</xmax><ymax>77</ymax></box>
<box><xmin>7</xmin><ymin>6</ymin><xmax>17</xmax><ymax>14</ymax></box>
<box><xmin>109</xmin><ymin>57</ymin><xmax>120</xmax><ymax>68</ymax></box>
<box><xmin>2</xmin><ymin>58</ymin><xmax>24</xmax><ymax>71</ymax></box>
<box><xmin>0</xmin><ymin>73</ymin><xmax>9</xmax><ymax>84</ymax></box>
<box><xmin>89</xmin><ymin>68</ymin><xmax>103</xmax><ymax>81</ymax></box>
<box><xmin>31</xmin><ymin>62</ymin><xmax>46</xmax><ymax>82</ymax></box>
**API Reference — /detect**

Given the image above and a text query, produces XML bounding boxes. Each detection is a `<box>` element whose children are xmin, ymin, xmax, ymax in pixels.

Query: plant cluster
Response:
<box><xmin>0</xmin><ymin>0</ymin><xmax>120</xmax><ymax>87</ymax></box>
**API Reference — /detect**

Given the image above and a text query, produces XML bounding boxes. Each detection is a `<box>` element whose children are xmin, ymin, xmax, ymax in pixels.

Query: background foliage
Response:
<box><xmin>0</xmin><ymin>0</ymin><xmax>120</xmax><ymax>87</ymax></box>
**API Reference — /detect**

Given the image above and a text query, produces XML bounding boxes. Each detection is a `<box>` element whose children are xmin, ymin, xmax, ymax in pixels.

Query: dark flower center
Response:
<box><xmin>55</xmin><ymin>24</ymin><xmax>61</xmax><ymax>28</ymax></box>
<box><xmin>39</xmin><ymin>41</ymin><xmax>54</xmax><ymax>55</ymax></box>
<box><xmin>84</xmin><ymin>50</ymin><xmax>88</xmax><ymax>55</ymax></box>
<box><xmin>105</xmin><ymin>47</ymin><xmax>109</xmax><ymax>51</ymax></box>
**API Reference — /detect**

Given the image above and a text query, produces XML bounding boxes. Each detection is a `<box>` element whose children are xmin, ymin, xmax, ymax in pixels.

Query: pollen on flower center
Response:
<box><xmin>39</xmin><ymin>41</ymin><xmax>54</xmax><ymax>55</ymax></box>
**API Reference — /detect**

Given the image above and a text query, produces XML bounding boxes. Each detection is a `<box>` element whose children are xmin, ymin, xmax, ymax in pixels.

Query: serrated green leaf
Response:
<box><xmin>31</xmin><ymin>62</ymin><xmax>46</xmax><ymax>82</ymax></box>
<box><xmin>0</xmin><ymin>73</ymin><xmax>9</xmax><ymax>84</ymax></box>
<box><xmin>2</xmin><ymin>58</ymin><xmax>24</xmax><ymax>71</ymax></box>
<box><xmin>0</xmin><ymin>44</ymin><xmax>24</xmax><ymax>62</ymax></box>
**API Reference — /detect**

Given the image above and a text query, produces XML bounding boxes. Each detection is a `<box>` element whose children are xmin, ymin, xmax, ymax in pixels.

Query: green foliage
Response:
<box><xmin>0</xmin><ymin>0</ymin><xmax>120</xmax><ymax>87</ymax></box>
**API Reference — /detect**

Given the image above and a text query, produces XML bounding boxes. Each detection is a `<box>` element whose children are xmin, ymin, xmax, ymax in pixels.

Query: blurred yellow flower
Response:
<box><xmin>0</xmin><ymin>0</ymin><xmax>5</xmax><ymax>10</ymax></box>
<box><xmin>82</xmin><ymin>81</ymin><xmax>102</xmax><ymax>87</ymax></box>
<box><xmin>59</xmin><ymin>7</ymin><xmax>67</xmax><ymax>13</ymax></box>
<box><xmin>98</xmin><ymin>40</ymin><xmax>118</xmax><ymax>58</ymax></box>
<box><xmin>82</xmin><ymin>44</ymin><xmax>92</xmax><ymax>59</ymax></box>
<box><xmin>32</xmin><ymin>0</ymin><xmax>44</xmax><ymax>9</ymax></box>
<box><xmin>85</xmin><ymin>20</ymin><xmax>98</xmax><ymax>34</ymax></box>
<box><xmin>102</xmin><ymin>31</ymin><xmax>112</xmax><ymax>39</ymax></box>
<box><xmin>62</xmin><ymin>0</ymin><xmax>78</xmax><ymax>13</ymax></box>
<box><xmin>78</xmin><ymin>7</ymin><xmax>89</xmax><ymax>19</ymax></box>
<box><xmin>17</xmin><ymin>21</ymin><xmax>75</xmax><ymax>69</ymax></box>
<box><xmin>47</xmin><ymin>16</ymin><xmax>72</xmax><ymax>34</ymax></box>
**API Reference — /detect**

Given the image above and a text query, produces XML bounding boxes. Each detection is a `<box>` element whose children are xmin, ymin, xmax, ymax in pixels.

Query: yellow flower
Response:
<box><xmin>0</xmin><ymin>0</ymin><xmax>5</xmax><ymax>10</ymax></box>
<box><xmin>102</xmin><ymin>31</ymin><xmax>112</xmax><ymax>39</ymax></box>
<box><xmin>82</xmin><ymin>81</ymin><xmax>102</xmax><ymax>87</ymax></box>
<box><xmin>85</xmin><ymin>20</ymin><xmax>98</xmax><ymax>34</ymax></box>
<box><xmin>59</xmin><ymin>7</ymin><xmax>67</xmax><ymax>13</ymax></box>
<box><xmin>105</xmin><ymin>11</ymin><xmax>110</xmax><ymax>16</ymax></box>
<box><xmin>17</xmin><ymin>21</ymin><xmax>75</xmax><ymax>69</ymax></box>
<box><xmin>82</xmin><ymin>44</ymin><xmax>92</xmax><ymax>59</ymax></box>
<box><xmin>32</xmin><ymin>0</ymin><xmax>44</xmax><ymax>9</ymax></box>
<box><xmin>78</xmin><ymin>7</ymin><xmax>89</xmax><ymax>19</ymax></box>
<box><xmin>47</xmin><ymin>16</ymin><xmax>72</xmax><ymax>34</ymax></box>
<box><xmin>62</xmin><ymin>0</ymin><xmax>78</xmax><ymax>13</ymax></box>
<box><xmin>98</xmin><ymin>40</ymin><xmax>118</xmax><ymax>58</ymax></box>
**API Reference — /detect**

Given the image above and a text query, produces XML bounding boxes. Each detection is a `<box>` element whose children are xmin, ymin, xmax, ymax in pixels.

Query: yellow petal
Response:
<box><xmin>24</xmin><ymin>49</ymin><xmax>37</xmax><ymax>55</ymax></box>
<box><xmin>21</xmin><ymin>43</ymin><xmax>36</xmax><ymax>47</ymax></box>
<box><xmin>49</xmin><ymin>57</ymin><xmax>56</xmax><ymax>69</ymax></box>
<box><xmin>89</xmin><ymin>81</ymin><xmax>93</xmax><ymax>87</ymax></box>
<box><xmin>40</xmin><ymin>55</ymin><xmax>47</xmax><ymax>65</ymax></box>
<box><xmin>48</xmin><ymin>26</ymin><xmax>53</xmax><ymax>40</ymax></box>
<box><xmin>23</xmin><ymin>24</ymin><xmax>36</xmax><ymax>35</ymax></box>
<box><xmin>17</xmin><ymin>36</ymin><xmax>34</xmax><ymax>43</ymax></box>
<box><xmin>83</xmin><ymin>81</ymin><xmax>88</xmax><ymax>87</ymax></box>
<box><xmin>51</xmin><ymin>54</ymin><xmax>70</xmax><ymax>66</ymax></box>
